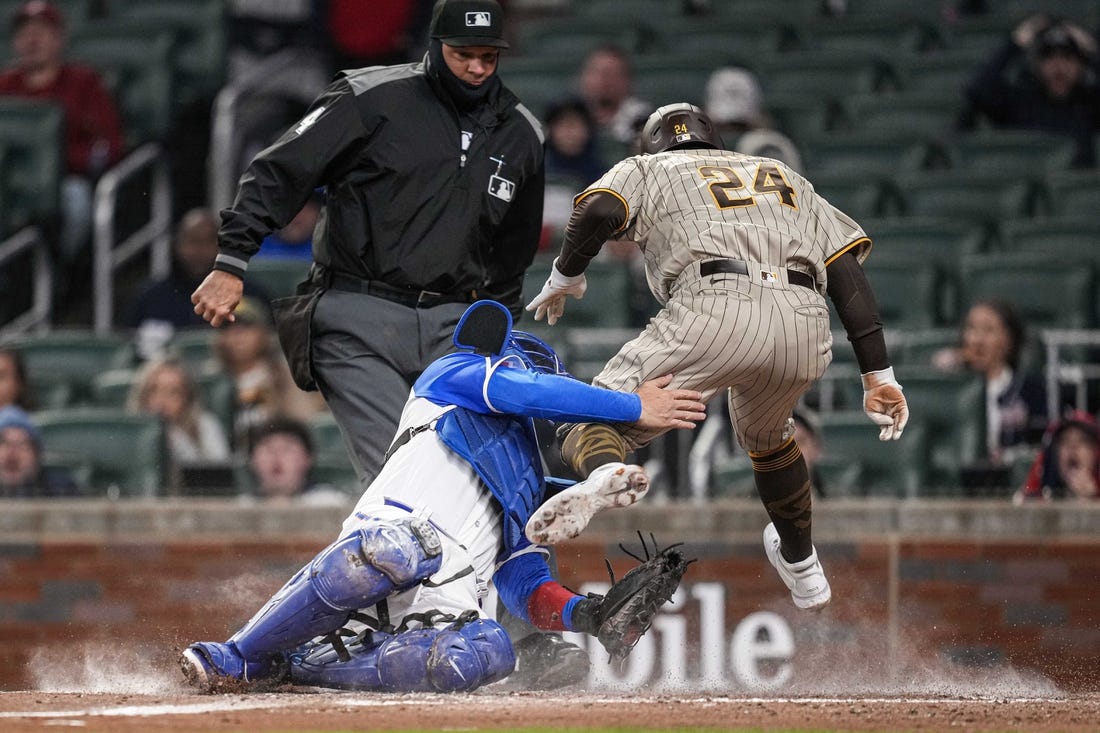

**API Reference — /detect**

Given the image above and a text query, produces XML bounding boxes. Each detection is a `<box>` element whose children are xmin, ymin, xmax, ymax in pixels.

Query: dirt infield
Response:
<box><xmin>1</xmin><ymin>689</ymin><xmax>1098</xmax><ymax>732</ymax></box>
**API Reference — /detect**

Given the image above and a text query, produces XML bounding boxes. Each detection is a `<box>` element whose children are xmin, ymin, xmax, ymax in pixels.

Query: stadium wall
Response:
<box><xmin>0</xmin><ymin>500</ymin><xmax>1097</xmax><ymax>692</ymax></box>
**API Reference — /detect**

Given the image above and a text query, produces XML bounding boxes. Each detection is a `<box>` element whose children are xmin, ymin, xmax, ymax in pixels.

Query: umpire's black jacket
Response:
<box><xmin>214</xmin><ymin>54</ymin><xmax>546</xmax><ymax>315</ymax></box>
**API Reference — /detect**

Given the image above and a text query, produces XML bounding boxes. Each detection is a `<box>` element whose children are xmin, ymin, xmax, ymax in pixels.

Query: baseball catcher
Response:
<box><xmin>180</xmin><ymin>300</ymin><xmax>703</xmax><ymax>693</ymax></box>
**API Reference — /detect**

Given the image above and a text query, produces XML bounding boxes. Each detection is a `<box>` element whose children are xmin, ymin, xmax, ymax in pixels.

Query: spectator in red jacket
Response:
<box><xmin>1016</xmin><ymin>410</ymin><xmax>1100</xmax><ymax>503</ymax></box>
<box><xmin>0</xmin><ymin>1</ymin><xmax>125</xmax><ymax>270</ymax></box>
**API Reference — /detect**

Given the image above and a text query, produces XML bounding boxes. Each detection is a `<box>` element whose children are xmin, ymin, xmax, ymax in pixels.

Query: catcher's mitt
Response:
<box><xmin>570</xmin><ymin>533</ymin><xmax>693</xmax><ymax>662</ymax></box>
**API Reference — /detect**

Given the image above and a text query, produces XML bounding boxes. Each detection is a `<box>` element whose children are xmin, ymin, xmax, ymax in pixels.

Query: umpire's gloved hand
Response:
<box><xmin>861</xmin><ymin>366</ymin><xmax>909</xmax><ymax>441</ymax></box>
<box><xmin>525</xmin><ymin>258</ymin><xmax>587</xmax><ymax>325</ymax></box>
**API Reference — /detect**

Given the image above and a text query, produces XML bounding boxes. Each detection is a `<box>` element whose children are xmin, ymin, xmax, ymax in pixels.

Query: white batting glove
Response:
<box><xmin>524</xmin><ymin>258</ymin><xmax>587</xmax><ymax>326</ymax></box>
<box><xmin>861</xmin><ymin>366</ymin><xmax>909</xmax><ymax>441</ymax></box>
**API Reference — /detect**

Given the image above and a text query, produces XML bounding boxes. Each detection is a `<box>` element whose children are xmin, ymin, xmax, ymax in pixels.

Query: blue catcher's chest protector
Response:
<box><xmin>434</xmin><ymin>406</ymin><xmax>544</xmax><ymax>557</ymax></box>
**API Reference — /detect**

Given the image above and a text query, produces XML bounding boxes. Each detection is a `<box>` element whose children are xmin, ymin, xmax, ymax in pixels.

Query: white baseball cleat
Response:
<box><xmin>526</xmin><ymin>462</ymin><xmax>649</xmax><ymax>545</ymax></box>
<box><xmin>763</xmin><ymin>522</ymin><xmax>832</xmax><ymax>611</ymax></box>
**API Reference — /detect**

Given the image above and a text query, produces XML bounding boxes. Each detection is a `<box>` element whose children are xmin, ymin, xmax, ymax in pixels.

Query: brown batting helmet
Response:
<box><xmin>639</xmin><ymin>102</ymin><xmax>722</xmax><ymax>155</ymax></box>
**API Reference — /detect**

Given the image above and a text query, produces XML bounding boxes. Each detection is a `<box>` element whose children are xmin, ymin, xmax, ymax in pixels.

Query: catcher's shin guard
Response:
<box><xmin>226</xmin><ymin>517</ymin><xmax>442</xmax><ymax>669</ymax></box>
<box><xmin>289</xmin><ymin>616</ymin><xmax>514</xmax><ymax>693</ymax></box>
<box><xmin>558</xmin><ymin>422</ymin><xmax>628</xmax><ymax>479</ymax></box>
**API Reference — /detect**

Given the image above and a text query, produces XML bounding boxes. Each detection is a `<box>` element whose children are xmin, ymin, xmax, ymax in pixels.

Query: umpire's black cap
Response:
<box><xmin>430</xmin><ymin>0</ymin><xmax>509</xmax><ymax>49</ymax></box>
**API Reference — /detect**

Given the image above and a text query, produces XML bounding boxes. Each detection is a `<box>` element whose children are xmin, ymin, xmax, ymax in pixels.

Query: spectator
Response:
<box><xmin>1016</xmin><ymin>410</ymin><xmax>1100</xmax><ymax>502</ymax></box>
<box><xmin>961</xmin><ymin>14</ymin><xmax>1100</xmax><ymax>167</ymax></box>
<box><xmin>254</xmin><ymin>195</ymin><xmax>321</xmax><ymax>262</ymax></box>
<box><xmin>933</xmin><ymin>298</ymin><xmax>1048</xmax><ymax>468</ymax></box>
<box><xmin>212</xmin><ymin>296</ymin><xmax>326</xmax><ymax>447</ymax></box>
<box><xmin>322</xmin><ymin>0</ymin><xmax>434</xmax><ymax>72</ymax></box>
<box><xmin>0</xmin><ymin>1</ymin><xmax>125</xmax><ymax>270</ymax></box>
<box><xmin>577</xmin><ymin>44</ymin><xmax>653</xmax><ymax>149</ymax></box>
<box><xmin>0</xmin><ymin>347</ymin><xmax>34</xmax><ymax>410</ymax></box>
<box><xmin>704</xmin><ymin>66</ymin><xmax>803</xmax><ymax>172</ymax></box>
<box><xmin>0</xmin><ymin>405</ymin><xmax>79</xmax><ymax>497</ymax></box>
<box><xmin>541</xmin><ymin>97</ymin><xmax>608</xmax><ymax>242</ymax></box>
<box><xmin>245</xmin><ymin>416</ymin><xmax>348</xmax><ymax>506</ymax></box>
<box><xmin>126</xmin><ymin>357</ymin><xmax>230</xmax><ymax>468</ymax></box>
<box><xmin>124</xmin><ymin>208</ymin><xmax>271</xmax><ymax>360</ymax></box>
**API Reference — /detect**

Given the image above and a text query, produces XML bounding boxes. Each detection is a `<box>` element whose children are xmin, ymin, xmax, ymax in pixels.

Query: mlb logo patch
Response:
<box><xmin>489</xmin><ymin>175</ymin><xmax>514</xmax><ymax>202</ymax></box>
<box><xmin>760</xmin><ymin>269</ymin><xmax>779</xmax><ymax>283</ymax></box>
<box><xmin>466</xmin><ymin>11</ymin><xmax>491</xmax><ymax>26</ymax></box>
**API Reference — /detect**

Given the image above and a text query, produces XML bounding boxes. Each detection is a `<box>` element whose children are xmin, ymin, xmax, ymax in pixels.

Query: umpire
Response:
<box><xmin>191</xmin><ymin>0</ymin><xmax>545</xmax><ymax>485</ymax></box>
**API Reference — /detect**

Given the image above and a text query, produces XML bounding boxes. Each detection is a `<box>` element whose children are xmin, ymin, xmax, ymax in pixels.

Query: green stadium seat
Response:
<box><xmin>516</xmin><ymin>17</ymin><xmax>643</xmax><ymax>57</ymax></box>
<box><xmin>0</xmin><ymin>99</ymin><xmax>63</xmax><ymax>230</ymax></box>
<box><xmin>1044</xmin><ymin>169</ymin><xmax>1100</xmax><ymax>217</ymax></box>
<box><xmin>561</xmin><ymin>326</ymin><xmax>639</xmax><ymax>383</ymax></box>
<box><xmin>754</xmin><ymin>52</ymin><xmax>899</xmax><ymax>105</ymax></box>
<box><xmin>997</xmin><ymin>217</ymin><xmax>1100</xmax><ymax>264</ymax></box>
<box><xmin>839</xmin><ymin>91</ymin><xmax>965</xmax><ymax>139</ymax></box>
<box><xmin>309</xmin><ymin>411</ymin><xmax>349</xmax><ymax>466</ymax></box>
<box><xmin>34</xmin><ymin>408</ymin><xmax>168</xmax><ymax>497</ymax></box>
<box><xmin>522</xmin><ymin>256</ymin><xmax>636</xmax><ymax>329</ymax></box>
<box><xmin>310</xmin><ymin>459</ymin><xmax>361</xmax><ymax>497</ymax></box>
<box><xmin>894</xmin><ymin>327</ymin><xmax>961</xmax><ymax>367</ymax></box>
<box><xmin>111</xmin><ymin>0</ymin><xmax>227</xmax><ymax>104</ymax></box>
<box><xmin>246</xmin><ymin>258</ymin><xmax>311</xmax><ymax>300</ymax></box>
<box><xmin>895</xmin><ymin>49</ymin><xmax>988</xmax><ymax>95</ymax></box>
<box><xmin>894</xmin><ymin>170</ymin><xmax>1043</xmax><ymax>233</ymax></box>
<box><xmin>893</xmin><ymin>365</ymin><xmax>984</xmax><ymax>492</ymax></box>
<box><xmin>809</xmin><ymin>172</ymin><xmax>901</xmax><ymax>220</ymax></box>
<box><xmin>499</xmin><ymin>58</ymin><xmax>577</xmax><ymax>119</ymax></box>
<box><xmin>708</xmin><ymin>0</ymin><xmax>822</xmax><ymax>23</ymax></box>
<box><xmin>794</xmin><ymin>16</ymin><xmax>943</xmax><ymax>55</ymax></box>
<box><xmin>859</xmin><ymin>257</ymin><xmax>947</xmax><ymax>328</ymax></box>
<box><xmin>946</xmin><ymin>131</ymin><xmax>1077</xmax><ymax>175</ymax></box>
<box><xmin>959</xmin><ymin>253</ymin><xmax>1096</xmax><ymax>329</ymax></box>
<box><xmin>816</xmin><ymin>411</ymin><xmax>930</xmax><ymax>497</ymax></box>
<box><xmin>167</xmin><ymin>328</ymin><xmax>218</xmax><ymax>371</ymax></box>
<box><xmin>837</xmin><ymin>0</ymin><xmax>948</xmax><ymax>21</ymax></box>
<box><xmin>939</xmin><ymin>15</ymin><xmax>1017</xmax><ymax>55</ymax></box>
<box><xmin>765</xmin><ymin>94</ymin><xmax>840</xmax><ymax>144</ymax></box>
<box><xmin>650</xmin><ymin>18</ymin><xmax>797</xmax><ymax>60</ymax></box>
<box><xmin>860</xmin><ymin>216</ymin><xmax>987</xmax><ymax>267</ymax></box>
<box><xmin>801</xmin><ymin>134</ymin><xmax>938</xmax><ymax>180</ymax></box>
<box><xmin>5</xmin><ymin>329</ymin><xmax>133</xmax><ymax>406</ymax></box>
<box><xmin>630</xmin><ymin>55</ymin><xmax>713</xmax><ymax>108</ymax></box>
<box><xmin>68</xmin><ymin>29</ymin><xmax>175</xmax><ymax>146</ymax></box>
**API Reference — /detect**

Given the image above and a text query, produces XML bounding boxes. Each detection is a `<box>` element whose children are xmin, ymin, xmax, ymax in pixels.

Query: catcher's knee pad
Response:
<box><xmin>312</xmin><ymin>517</ymin><xmax>443</xmax><ymax>609</ymax></box>
<box><xmin>558</xmin><ymin>422</ymin><xmax>627</xmax><ymax>480</ymax></box>
<box><xmin>426</xmin><ymin>617</ymin><xmax>515</xmax><ymax>692</ymax></box>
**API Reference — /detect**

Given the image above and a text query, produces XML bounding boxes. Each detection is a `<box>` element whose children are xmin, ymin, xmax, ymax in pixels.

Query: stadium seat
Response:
<box><xmin>801</xmin><ymin>134</ymin><xmax>938</xmax><ymax>180</ymax></box>
<box><xmin>959</xmin><ymin>253</ymin><xmax>1096</xmax><ymax>329</ymax></box>
<box><xmin>938</xmin><ymin>15</ymin><xmax>1017</xmax><ymax>55</ymax></box>
<box><xmin>946</xmin><ymin>130</ymin><xmax>1077</xmax><ymax>175</ymax></box>
<box><xmin>110</xmin><ymin>0</ymin><xmax>227</xmax><ymax>104</ymax></box>
<box><xmin>894</xmin><ymin>327</ymin><xmax>961</xmax><ymax>367</ymax></box>
<box><xmin>808</xmin><ymin>172</ymin><xmax>901</xmax><ymax>220</ymax></box>
<box><xmin>894</xmin><ymin>170</ymin><xmax>1043</xmax><ymax>234</ymax></box>
<box><xmin>754</xmin><ymin>52</ymin><xmax>899</xmax><ymax>105</ymax></box>
<box><xmin>630</xmin><ymin>55</ymin><xmax>715</xmax><ymax>108</ymax></box>
<box><xmin>764</xmin><ymin>94</ymin><xmax>840</xmax><ymax>145</ymax></box>
<box><xmin>893</xmin><ymin>365</ymin><xmax>984</xmax><ymax>492</ymax></box>
<box><xmin>499</xmin><ymin>57</ymin><xmax>577</xmax><ymax>119</ymax></box>
<box><xmin>522</xmin><ymin>256</ymin><xmax>636</xmax><ymax>329</ymax></box>
<box><xmin>167</xmin><ymin>328</ymin><xmax>218</xmax><ymax>371</ymax></box>
<box><xmin>309</xmin><ymin>411</ymin><xmax>349</xmax><ymax>466</ymax></box>
<box><xmin>815</xmin><ymin>411</ymin><xmax>929</xmax><ymax>497</ymax></box>
<box><xmin>516</xmin><ymin>17</ymin><xmax>643</xmax><ymax>57</ymax></box>
<box><xmin>68</xmin><ymin>29</ymin><xmax>175</xmax><ymax>146</ymax></box>
<box><xmin>793</xmin><ymin>15</ymin><xmax>943</xmax><ymax>55</ymax></box>
<box><xmin>895</xmin><ymin>48</ymin><xmax>989</xmax><ymax>95</ymax></box>
<box><xmin>0</xmin><ymin>99</ymin><xmax>63</xmax><ymax>230</ymax></box>
<box><xmin>560</xmin><ymin>326</ymin><xmax>639</xmax><ymax>383</ymax></box>
<box><xmin>997</xmin><ymin>217</ymin><xmax>1100</xmax><ymax>264</ymax></box>
<box><xmin>245</xmin><ymin>258</ymin><xmax>311</xmax><ymax>300</ymax></box>
<box><xmin>34</xmin><ymin>408</ymin><xmax>168</xmax><ymax>497</ymax></box>
<box><xmin>859</xmin><ymin>257</ymin><xmax>947</xmax><ymax>328</ymax></box>
<box><xmin>839</xmin><ymin>91</ymin><xmax>965</xmax><ymax>140</ymax></box>
<box><xmin>1044</xmin><ymin>169</ymin><xmax>1100</xmax><ymax>216</ymax></box>
<box><xmin>860</xmin><ymin>217</ymin><xmax>987</xmax><ymax>268</ymax></box>
<box><xmin>650</xmin><ymin>18</ymin><xmax>797</xmax><ymax>60</ymax></box>
<box><xmin>5</xmin><ymin>329</ymin><xmax>133</xmax><ymax>406</ymax></box>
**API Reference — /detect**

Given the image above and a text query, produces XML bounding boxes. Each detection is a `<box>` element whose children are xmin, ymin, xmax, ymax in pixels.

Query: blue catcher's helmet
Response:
<box><xmin>506</xmin><ymin>330</ymin><xmax>569</xmax><ymax>377</ymax></box>
<box><xmin>453</xmin><ymin>301</ymin><xmax>570</xmax><ymax>377</ymax></box>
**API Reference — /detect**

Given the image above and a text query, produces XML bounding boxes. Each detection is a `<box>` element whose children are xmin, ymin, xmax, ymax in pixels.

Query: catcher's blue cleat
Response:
<box><xmin>180</xmin><ymin>641</ymin><xmax>285</xmax><ymax>691</ymax></box>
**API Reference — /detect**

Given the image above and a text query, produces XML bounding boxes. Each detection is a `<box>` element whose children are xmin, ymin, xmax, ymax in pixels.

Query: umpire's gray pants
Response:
<box><xmin>310</xmin><ymin>290</ymin><xmax>468</xmax><ymax>487</ymax></box>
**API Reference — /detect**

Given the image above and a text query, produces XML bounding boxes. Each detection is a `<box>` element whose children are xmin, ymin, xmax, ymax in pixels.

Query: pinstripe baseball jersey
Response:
<box><xmin>576</xmin><ymin>150</ymin><xmax>871</xmax><ymax>304</ymax></box>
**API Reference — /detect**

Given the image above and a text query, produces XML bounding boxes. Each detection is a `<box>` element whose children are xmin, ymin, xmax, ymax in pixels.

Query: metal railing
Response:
<box><xmin>0</xmin><ymin>226</ymin><xmax>51</xmax><ymax>340</ymax></box>
<box><xmin>1042</xmin><ymin>329</ymin><xmax>1100</xmax><ymax>420</ymax></box>
<box><xmin>92</xmin><ymin>142</ymin><xmax>172</xmax><ymax>333</ymax></box>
